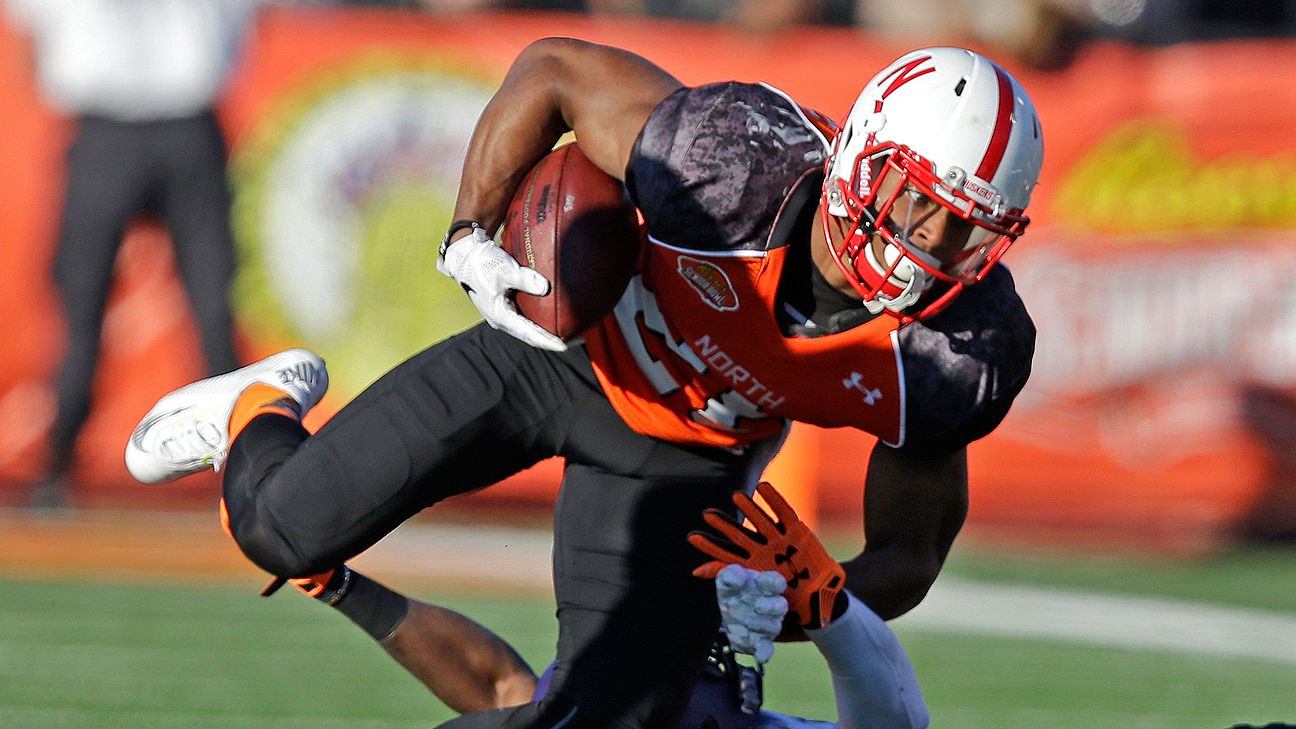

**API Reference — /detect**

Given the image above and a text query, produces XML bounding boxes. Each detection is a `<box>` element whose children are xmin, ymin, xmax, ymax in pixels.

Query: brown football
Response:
<box><xmin>501</xmin><ymin>143</ymin><xmax>641</xmax><ymax>341</ymax></box>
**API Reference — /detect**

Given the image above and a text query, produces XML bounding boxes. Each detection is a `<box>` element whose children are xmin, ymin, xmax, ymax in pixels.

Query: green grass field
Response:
<box><xmin>3</xmin><ymin>544</ymin><xmax>1295</xmax><ymax>728</ymax></box>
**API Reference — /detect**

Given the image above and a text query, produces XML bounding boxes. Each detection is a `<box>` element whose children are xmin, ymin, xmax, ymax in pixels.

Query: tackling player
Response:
<box><xmin>125</xmin><ymin>40</ymin><xmax>1041</xmax><ymax>729</ymax></box>
<box><xmin>291</xmin><ymin>482</ymin><xmax>929</xmax><ymax>729</ymax></box>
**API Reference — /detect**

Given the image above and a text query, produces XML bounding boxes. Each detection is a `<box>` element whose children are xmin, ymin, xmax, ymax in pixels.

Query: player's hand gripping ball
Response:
<box><xmin>437</xmin><ymin>225</ymin><xmax>566</xmax><ymax>351</ymax></box>
<box><xmin>500</xmin><ymin>143</ymin><xmax>641</xmax><ymax>341</ymax></box>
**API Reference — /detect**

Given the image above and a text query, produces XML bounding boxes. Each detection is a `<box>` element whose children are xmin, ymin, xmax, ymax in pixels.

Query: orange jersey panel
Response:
<box><xmin>585</xmin><ymin>238</ymin><xmax>904</xmax><ymax>449</ymax></box>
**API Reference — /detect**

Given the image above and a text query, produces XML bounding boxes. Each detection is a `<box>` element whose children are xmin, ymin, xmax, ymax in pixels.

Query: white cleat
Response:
<box><xmin>124</xmin><ymin>349</ymin><xmax>328</xmax><ymax>484</ymax></box>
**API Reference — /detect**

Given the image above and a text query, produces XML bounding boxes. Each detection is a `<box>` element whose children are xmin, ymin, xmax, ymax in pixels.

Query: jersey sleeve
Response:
<box><xmin>625</xmin><ymin>82</ymin><xmax>829</xmax><ymax>254</ymax></box>
<box><xmin>895</xmin><ymin>265</ymin><xmax>1036</xmax><ymax>454</ymax></box>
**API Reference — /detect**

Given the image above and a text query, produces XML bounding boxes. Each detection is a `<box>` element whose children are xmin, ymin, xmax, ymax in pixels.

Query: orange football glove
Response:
<box><xmin>688</xmin><ymin>481</ymin><xmax>846</xmax><ymax>628</ymax></box>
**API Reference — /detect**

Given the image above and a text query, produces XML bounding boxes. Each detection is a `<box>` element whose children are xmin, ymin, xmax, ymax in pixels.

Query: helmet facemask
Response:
<box><xmin>821</xmin><ymin>142</ymin><xmax>1030</xmax><ymax>323</ymax></box>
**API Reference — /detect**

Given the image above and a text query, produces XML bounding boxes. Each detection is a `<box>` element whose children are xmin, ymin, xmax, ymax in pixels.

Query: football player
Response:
<box><xmin>291</xmin><ymin>482</ymin><xmax>929</xmax><ymax>729</ymax></box>
<box><xmin>125</xmin><ymin>40</ymin><xmax>1040</xmax><ymax>729</ymax></box>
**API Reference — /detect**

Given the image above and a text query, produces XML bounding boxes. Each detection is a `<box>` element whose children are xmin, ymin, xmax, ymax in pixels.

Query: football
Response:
<box><xmin>501</xmin><ymin>143</ymin><xmax>641</xmax><ymax>341</ymax></box>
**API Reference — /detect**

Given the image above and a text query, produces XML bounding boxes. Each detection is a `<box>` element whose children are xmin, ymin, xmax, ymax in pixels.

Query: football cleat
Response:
<box><xmin>124</xmin><ymin>349</ymin><xmax>328</xmax><ymax>484</ymax></box>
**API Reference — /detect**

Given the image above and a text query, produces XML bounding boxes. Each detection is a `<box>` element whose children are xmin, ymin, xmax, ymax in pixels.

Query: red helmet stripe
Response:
<box><xmin>974</xmin><ymin>64</ymin><xmax>1015</xmax><ymax>181</ymax></box>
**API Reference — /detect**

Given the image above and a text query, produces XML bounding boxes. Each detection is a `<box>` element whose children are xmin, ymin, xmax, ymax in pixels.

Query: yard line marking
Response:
<box><xmin>900</xmin><ymin>577</ymin><xmax>1296</xmax><ymax>666</ymax></box>
<box><xmin>363</xmin><ymin>523</ymin><xmax>1296</xmax><ymax>666</ymax></box>
<box><xmin>34</xmin><ymin>511</ymin><xmax>1278</xmax><ymax>667</ymax></box>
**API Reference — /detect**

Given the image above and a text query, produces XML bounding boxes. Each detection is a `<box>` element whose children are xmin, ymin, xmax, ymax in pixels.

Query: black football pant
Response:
<box><xmin>222</xmin><ymin>323</ymin><xmax>777</xmax><ymax>729</ymax></box>
<box><xmin>47</xmin><ymin>112</ymin><xmax>239</xmax><ymax>473</ymax></box>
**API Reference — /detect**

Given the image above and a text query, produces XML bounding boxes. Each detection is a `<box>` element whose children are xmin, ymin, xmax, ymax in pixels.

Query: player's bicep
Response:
<box><xmin>532</xmin><ymin>38</ymin><xmax>682</xmax><ymax>180</ymax></box>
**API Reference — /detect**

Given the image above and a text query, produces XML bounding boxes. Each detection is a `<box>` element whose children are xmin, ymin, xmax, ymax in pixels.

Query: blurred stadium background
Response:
<box><xmin>1</xmin><ymin>1</ymin><xmax>1295</xmax><ymax>727</ymax></box>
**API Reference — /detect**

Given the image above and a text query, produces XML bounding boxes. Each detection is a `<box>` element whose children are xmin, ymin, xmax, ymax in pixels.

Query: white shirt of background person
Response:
<box><xmin>4</xmin><ymin>0</ymin><xmax>264</xmax><ymax>120</ymax></box>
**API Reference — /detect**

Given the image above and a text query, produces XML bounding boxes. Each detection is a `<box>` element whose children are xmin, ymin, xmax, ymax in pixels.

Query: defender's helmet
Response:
<box><xmin>822</xmin><ymin>47</ymin><xmax>1044</xmax><ymax>322</ymax></box>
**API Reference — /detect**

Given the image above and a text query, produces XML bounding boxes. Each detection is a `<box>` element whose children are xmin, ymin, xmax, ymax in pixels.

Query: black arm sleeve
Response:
<box><xmin>896</xmin><ymin>265</ymin><xmax>1036</xmax><ymax>454</ymax></box>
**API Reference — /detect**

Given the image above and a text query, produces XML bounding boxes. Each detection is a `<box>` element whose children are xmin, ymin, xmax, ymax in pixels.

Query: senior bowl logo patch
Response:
<box><xmin>677</xmin><ymin>255</ymin><xmax>739</xmax><ymax>311</ymax></box>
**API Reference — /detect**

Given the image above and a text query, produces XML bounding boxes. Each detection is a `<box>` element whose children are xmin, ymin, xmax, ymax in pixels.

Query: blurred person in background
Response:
<box><xmin>580</xmin><ymin>0</ymin><xmax>854</xmax><ymax>35</ymax></box>
<box><xmin>411</xmin><ymin>0</ymin><xmax>587</xmax><ymax>15</ymax></box>
<box><xmin>1081</xmin><ymin>0</ymin><xmax>1296</xmax><ymax>44</ymax></box>
<box><xmin>856</xmin><ymin>0</ymin><xmax>1095</xmax><ymax>70</ymax></box>
<box><xmin>4</xmin><ymin>0</ymin><xmax>260</xmax><ymax>509</ymax></box>
<box><xmin>857</xmin><ymin>0</ymin><xmax>1296</xmax><ymax>71</ymax></box>
<box><xmin>412</xmin><ymin>0</ymin><xmax>852</xmax><ymax>35</ymax></box>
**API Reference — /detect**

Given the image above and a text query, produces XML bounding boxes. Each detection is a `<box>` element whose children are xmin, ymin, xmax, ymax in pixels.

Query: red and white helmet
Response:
<box><xmin>822</xmin><ymin>47</ymin><xmax>1044</xmax><ymax>322</ymax></box>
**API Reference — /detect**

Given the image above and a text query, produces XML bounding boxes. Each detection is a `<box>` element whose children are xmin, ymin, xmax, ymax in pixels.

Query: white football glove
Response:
<box><xmin>437</xmin><ymin>227</ymin><xmax>567</xmax><ymax>352</ymax></box>
<box><xmin>715</xmin><ymin>564</ymin><xmax>788</xmax><ymax>664</ymax></box>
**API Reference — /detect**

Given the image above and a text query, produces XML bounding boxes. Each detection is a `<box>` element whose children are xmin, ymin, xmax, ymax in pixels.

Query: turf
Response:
<box><xmin>3</xmin><ymin>576</ymin><xmax>1294</xmax><ymax>729</ymax></box>
<box><xmin>940</xmin><ymin>543</ymin><xmax>1296</xmax><ymax>614</ymax></box>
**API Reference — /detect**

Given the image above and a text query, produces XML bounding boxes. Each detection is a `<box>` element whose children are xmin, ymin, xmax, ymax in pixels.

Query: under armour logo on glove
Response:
<box><xmin>689</xmin><ymin>482</ymin><xmax>847</xmax><ymax>629</ymax></box>
<box><xmin>771</xmin><ymin>546</ymin><xmax>814</xmax><ymax>590</ymax></box>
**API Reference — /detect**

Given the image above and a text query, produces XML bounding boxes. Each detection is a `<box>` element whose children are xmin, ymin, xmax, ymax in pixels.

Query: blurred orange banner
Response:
<box><xmin>2</xmin><ymin>7</ymin><xmax>1294</xmax><ymax>546</ymax></box>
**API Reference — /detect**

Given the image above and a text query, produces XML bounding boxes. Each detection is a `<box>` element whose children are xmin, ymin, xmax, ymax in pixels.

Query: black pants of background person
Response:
<box><xmin>222</xmin><ymin>323</ymin><xmax>778</xmax><ymax>729</ymax></box>
<box><xmin>37</xmin><ymin>111</ymin><xmax>240</xmax><ymax>508</ymax></box>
